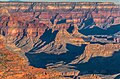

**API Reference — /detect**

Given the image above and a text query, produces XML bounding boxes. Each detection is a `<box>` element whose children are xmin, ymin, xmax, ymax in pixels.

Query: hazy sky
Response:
<box><xmin>0</xmin><ymin>0</ymin><xmax>120</xmax><ymax>4</ymax></box>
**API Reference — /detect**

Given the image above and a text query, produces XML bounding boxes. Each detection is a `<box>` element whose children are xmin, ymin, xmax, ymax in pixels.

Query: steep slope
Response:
<box><xmin>79</xmin><ymin>24</ymin><xmax>120</xmax><ymax>35</ymax></box>
<box><xmin>70</xmin><ymin>44</ymin><xmax>120</xmax><ymax>64</ymax></box>
<box><xmin>27</xmin><ymin>25</ymin><xmax>88</xmax><ymax>54</ymax></box>
<box><xmin>0</xmin><ymin>35</ymin><xmax>66</xmax><ymax>79</ymax></box>
<box><xmin>0</xmin><ymin>2</ymin><xmax>120</xmax><ymax>79</ymax></box>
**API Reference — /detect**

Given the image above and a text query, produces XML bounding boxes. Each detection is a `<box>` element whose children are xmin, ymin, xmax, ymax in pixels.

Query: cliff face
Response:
<box><xmin>0</xmin><ymin>2</ymin><xmax>120</xmax><ymax>79</ymax></box>
<box><xmin>0</xmin><ymin>2</ymin><xmax>120</xmax><ymax>36</ymax></box>
<box><xmin>0</xmin><ymin>35</ymin><xmax>66</xmax><ymax>79</ymax></box>
<box><xmin>0</xmin><ymin>2</ymin><xmax>120</xmax><ymax>28</ymax></box>
<box><xmin>71</xmin><ymin>44</ymin><xmax>120</xmax><ymax>64</ymax></box>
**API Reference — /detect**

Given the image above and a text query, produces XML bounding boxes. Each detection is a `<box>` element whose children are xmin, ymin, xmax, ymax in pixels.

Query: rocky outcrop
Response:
<box><xmin>79</xmin><ymin>74</ymin><xmax>101</xmax><ymax>79</ymax></box>
<box><xmin>27</xmin><ymin>27</ymin><xmax>88</xmax><ymax>54</ymax></box>
<box><xmin>71</xmin><ymin>44</ymin><xmax>120</xmax><ymax>64</ymax></box>
<box><xmin>0</xmin><ymin>35</ymin><xmax>65</xmax><ymax>79</ymax></box>
<box><xmin>0</xmin><ymin>2</ymin><xmax>120</xmax><ymax>29</ymax></box>
<box><xmin>0</xmin><ymin>2</ymin><xmax>120</xmax><ymax>79</ymax></box>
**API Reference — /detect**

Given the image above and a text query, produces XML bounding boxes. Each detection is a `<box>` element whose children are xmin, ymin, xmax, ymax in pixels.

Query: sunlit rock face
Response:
<box><xmin>71</xmin><ymin>44</ymin><xmax>120</xmax><ymax>64</ymax></box>
<box><xmin>0</xmin><ymin>35</ymin><xmax>64</xmax><ymax>79</ymax></box>
<box><xmin>0</xmin><ymin>2</ymin><xmax>120</xmax><ymax>79</ymax></box>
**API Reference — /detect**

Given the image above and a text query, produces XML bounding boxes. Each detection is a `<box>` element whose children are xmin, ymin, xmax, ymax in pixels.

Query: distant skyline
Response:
<box><xmin>0</xmin><ymin>0</ymin><xmax>120</xmax><ymax>4</ymax></box>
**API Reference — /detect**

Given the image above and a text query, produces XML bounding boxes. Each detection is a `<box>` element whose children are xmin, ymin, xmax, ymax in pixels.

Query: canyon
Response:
<box><xmin>0</xmin><ymin>2</ymin><xmax>120</xmax><ymax>79</ymax></box>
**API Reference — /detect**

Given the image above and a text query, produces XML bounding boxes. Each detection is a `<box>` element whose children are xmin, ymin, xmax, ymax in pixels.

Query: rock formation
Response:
<box><xmin>70</xmin><ymin>44</ymin><xmax>120</xmax><ymax>64</ymax></box>
<box><xmin>0</xmin><ymin>35</ymin><xmax>67</xmax><ymax>79</ymax></box>
<box><xmin>0</xmin><ymin>2</ymin><xmax>120</xmax><ymax>79</ymax></box>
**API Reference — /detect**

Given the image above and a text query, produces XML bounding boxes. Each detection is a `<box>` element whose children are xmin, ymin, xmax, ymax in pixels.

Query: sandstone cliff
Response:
<box><xmin>0</xmin><ymin>2</ymin><xmax>120</xmax><ymax>79</ymax></box>
<box><xmin>71</xmin><ymin>44</ymin><xmax>120</xmax><ymax>64</ymax></box>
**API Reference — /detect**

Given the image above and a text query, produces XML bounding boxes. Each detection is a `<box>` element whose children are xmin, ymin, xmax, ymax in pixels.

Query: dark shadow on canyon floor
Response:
<box><xmin>79</xmin><ymin>24</ymin><xmax>120</xmax><ymax>35</ymax></box>
<box><xmin>25</xmin><ymin>44</ymin><xmax>86</xmax><ymax>68</ymax></box>
<box><xmin>115</xmin><ymin>75</ymin><xmax>120</xmax><ymax>79</ymax></box>
<box><xmin>70</xmin><ymin>50</ymin><xmax>120</xmax><ymax>75</ymax></box>
<box><xmin>25</xmin><ymin>43</ymin><xmax>120</xmax><ymax>75</ymax></box>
